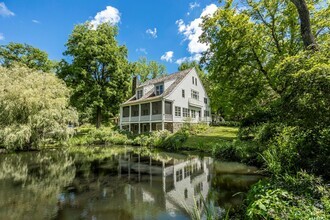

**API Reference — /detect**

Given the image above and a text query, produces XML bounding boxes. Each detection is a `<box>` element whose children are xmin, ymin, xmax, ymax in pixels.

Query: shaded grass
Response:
<box><xmin>184</xmin><ymin>126</ymin><xmax>239</xmax><ymax>149</ymax></box>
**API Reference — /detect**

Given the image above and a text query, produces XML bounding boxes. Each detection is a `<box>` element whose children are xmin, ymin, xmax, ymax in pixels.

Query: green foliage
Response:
<box><xmin>0</xmin><ymin>151</ymin><xmax>75</xmax><ymax>219</ymax></box>
<box><xmin>0</xmin><ymin>42</ymin><xmax>54</xmax><ymax>72</ymax></box>
<box><xmin>0</xmin><ymin>66</ymin><xmax>78</xmax><ymax>150</ymax></box>
<box><xmin>133</xmin><ymin>57</ymin><xmax>167</xmax><ymax>82</ymax></box>
<box><xmin>246</xmin><ymin>172</ymin><xmax>330</xmax><ymax>220</ymax></box>
<box><xmin>57</xmin><ymin>22</ymin><xmax>132</xmax><ymax>127</ymax></box>
<box><xmin>200</xmin><ymin>0</ymin><xmax>329</xmax><ymax>119</ymax></box>
<box><xmin>69</xmin><ymin>124</ymin><xmax>132</xmax><ymax>146</ymax></box>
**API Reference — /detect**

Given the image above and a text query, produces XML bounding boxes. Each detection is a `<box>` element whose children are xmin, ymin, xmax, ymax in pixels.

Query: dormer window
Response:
<box><xmin>155</xmin><ymin>84</ymin><xmax>164</xmax><ymax>96</ymax></box>
<box><xmin>137</xmin><ymin>90</ymin><xmax>143</xmax><ymax>99</ymax></box>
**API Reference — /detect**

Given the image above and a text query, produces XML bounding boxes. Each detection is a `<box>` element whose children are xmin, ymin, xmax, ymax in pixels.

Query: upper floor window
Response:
<box><xmin>195</xmin><ymin>78</ymin><xmax>197</xmax><ymax>86</ymax></box>
<box><xmin>155</xmin><ymin>84</ymin><xmax>164</xmax><ymax>96</ymax></box>
<box><xmin>192</xmin><ymin>76</ymin><xmax>194</xmax><ymax>84</ymax></box>
<box><xmin>182</xmin><ymin>89</ymin><xmax>185</xmax><ymax>98</ymax></box>
<box><xmin>191</xmin><ymin>90</ymin><xmax>199</xmax><ymax>100</ymax></box>
<box><xmin>175</xmin><ymin>106</ymin><xmax>181</xmax><ymax>117</ymax></box>
<box><xmin>204</xmin><ymin>97</ymin><xmax>208</xmax><ymax>104</ymax></box>
<box><xmin>137</xmin><ymin>90</ymin><xmax>143</xmax><ymax>99</ymax></box>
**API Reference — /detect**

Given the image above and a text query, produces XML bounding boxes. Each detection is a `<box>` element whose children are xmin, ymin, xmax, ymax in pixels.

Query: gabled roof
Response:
<box><xmin>122</xmin><ymin>68</ymin><xmax>193</xmax><ymax>105</ymax></box>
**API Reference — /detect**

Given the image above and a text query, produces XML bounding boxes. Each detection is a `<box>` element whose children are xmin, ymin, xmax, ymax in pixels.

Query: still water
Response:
<box><xmin>0</xmin><ymin>146</ymin><xmax>262</xmax><ymax>220</ymax></box>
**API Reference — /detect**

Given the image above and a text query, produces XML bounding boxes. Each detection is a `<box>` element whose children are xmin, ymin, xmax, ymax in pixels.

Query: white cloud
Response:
<box><xmin>0</xmin><ymin>2</ymin><xmax>15</xmax><ymax>17</ymax></box>
<box><xmin>136</xmin><ymin>48</ymin><xmax>148</xmax><ymax>54</ymax></box>
<box><xmin>146</xmin><ymin>28</ymin><xmax>157</xmax><ymax>38</ymax></box>
<box><xmin>176</xmin><ymin>54</ymin><xmax>202</xmax><ymax>65</ymax></box>
<box><xmin>161</xmin><ymin>51</ymin><xmax>174</xmax><ymax>63</ymax></box>
<box><xmin>189</xmin><ymin>2</ymin><xmax>200</xmax><ymax>10</ymax></box>
<box><xmin>32</xmin><ymin>19</ymin><xmax>40</xmax><ymax>24</ymax></box>
<box><xmin>176</xmin><ymin>4</ymin><xmax>217</xmax><ymax>61</ymax></box>
<box><xmin>0</xmin><ymin>33</ymin><xmax>4</xmax><ymax>41</ymax></box>
<box><xmin>90</xmin><ymin>6</ymin><xmax>120</xmax><ymax>28</ymax></box>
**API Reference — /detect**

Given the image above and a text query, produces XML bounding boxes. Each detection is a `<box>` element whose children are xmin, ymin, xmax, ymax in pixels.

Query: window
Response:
<box><xmin>141</xmin><ymin>103</ymin><xmax>150</xmax><ymax>116</ymax></box>
<box><xmin>184</xmin><ymin>189</ymin><xmax>188</xmax><ymax>199</ymax></box>
<box><xmin>123</xmin><ymin>106</ymin><xmax>129</xmax><ymax>117</ymax></box>
<box><xmin>131</xmin><ymin>105</ymin><xmax>139</xmax><ymax>117</ymax></box>
<box><xmin>155</xmin><ymin>84</ymin><xmax>164</xmax><ymax>95</ymax></box>
<box><xmin>137</xmin><ymin>90</ymin><xmax>143</xmax><ymax>99</ymax></box>
<box><xmin>204</xmin><ymin>97</ymin><xmax>208</xmax><ymax>104</ymax></box>
<box><xmin>182</xmin><ymin>89</ymin><xmax>185</xmax><ymax>98</ymax></box>
<box><xmin>192</xmin><ymin>76</ymin><xmax>194</xmax><ymax>84</ymax></box>
<box><xmin>175</xmin><ymin>106</ymin><xmax>181</xmax><ymax>117</ymax></box>
<box><xmin>191</xmin><ymin>90</ymin><xmax>199</xmax><ymax>100</ymax></box>
<box><xmin>183</xmin><ymin>108</ymin><xmax>189</xmax><ymax>117</ymax></box>
<box><xmin>195</xmin><ymin>78</ymin><xmax>197</xmax><ymax>86</ymax></box>
<box><xmin>184</xmin><ymin>165</ymin><xmax>191</xmax><ymax>178</ymax></box>
<box><xmin>176</xmin><ymin>169</ymin><xmax>183</xmax><ymax>182</ymax></box>
<box><xmin>191</xmin><ymin>109</ymin><xmax>196</xmax><ymax>118</ymax></box>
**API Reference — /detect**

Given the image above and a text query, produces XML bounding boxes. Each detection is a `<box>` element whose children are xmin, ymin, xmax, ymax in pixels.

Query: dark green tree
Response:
<box><xmin>58</xmin><ymin>23</ymin><xmax>131</xmax><ymax>128</ymax></box>
<box><xmin>0</xmin><ymin>42</ymin><xmax>53</xmax><ymax>72</ymax></box>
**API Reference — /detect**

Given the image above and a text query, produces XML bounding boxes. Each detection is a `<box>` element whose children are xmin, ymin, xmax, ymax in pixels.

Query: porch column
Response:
<box><xmin>138</xmin><ymin>104</ymin><xmax>141</xmax><ymax>134</ymax></box>
<box><xmin>119</xmin><ymin>106</ymin><xmax>123</xmax><ymax>129</ymax></box>
<box><xmin>161</xmin><ymin>99</ymin><xmax>165</xmax><ymax>130</ymax></box>
<box><xmin>128</xmin><ymin>106</ymin><xmax>132</xmax><ymax>132</ymax></box>
<box><xmin>150</xmin><ymin>103</ymin><xmax>152</xmax><ymax>132</ymax></box>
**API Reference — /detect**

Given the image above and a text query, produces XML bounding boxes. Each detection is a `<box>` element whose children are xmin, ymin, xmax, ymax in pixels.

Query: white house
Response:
<box><xmin>119</xmin><ymin>67</ymin><xmax>211</xmax><ymax>133</ymax></box>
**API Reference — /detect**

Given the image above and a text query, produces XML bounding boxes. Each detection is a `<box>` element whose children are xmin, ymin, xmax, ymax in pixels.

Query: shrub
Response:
<box><xmin>246</xmin><ymin>172</ymin><xmax>330</xmax><ymax>220</ymax></box>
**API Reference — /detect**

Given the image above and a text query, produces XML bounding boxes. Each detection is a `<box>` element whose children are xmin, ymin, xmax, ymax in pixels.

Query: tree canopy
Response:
<box><xmin>133</xmin><ymin>57</ymin><xmax>166</xmax><ymax>83</ymax></box>
<box><xmin>200</xmin><ymin>0</ymin><xmax>329</xmax><ymax>119</ymax></box>
<box><xmin>57</xmin><ymin>22</ymin><xmax>132</xmax><ymax>127</ymax></box>
<box><xmin>0</xmin><ymin>42</ymin><xmax>54</xmax><ymax>72</ymax></box>
<box><xmin>0</xmin><ymin>66</ymin><xmax>77</xmax><ymax>150</ymax></box>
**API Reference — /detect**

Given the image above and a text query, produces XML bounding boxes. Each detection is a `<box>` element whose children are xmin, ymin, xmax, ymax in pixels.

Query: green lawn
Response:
<box><xmin>184</xmin><ymin>126</ymin><xmax>239</xmax><ymax>148</ymax></box>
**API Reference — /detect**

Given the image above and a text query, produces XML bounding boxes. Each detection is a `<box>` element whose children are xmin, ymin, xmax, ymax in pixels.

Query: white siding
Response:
<box><xmin>166</xmin><ymin>69</ymin><xmax>211</xmax><ymax>123</ymax></box>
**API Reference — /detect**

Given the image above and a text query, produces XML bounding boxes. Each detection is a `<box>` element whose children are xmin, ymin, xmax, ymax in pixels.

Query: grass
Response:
<box><xmin>184</xmin><ymin>126</ymin><xmax>239</xmax><ymax>148</ymax></box>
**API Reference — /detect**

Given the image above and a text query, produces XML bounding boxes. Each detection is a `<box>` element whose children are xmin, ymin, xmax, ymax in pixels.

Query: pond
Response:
<box><xmin>0</xmin><ymin>146</ymin><xmax>262</xmax><ymax>220</ymax></box>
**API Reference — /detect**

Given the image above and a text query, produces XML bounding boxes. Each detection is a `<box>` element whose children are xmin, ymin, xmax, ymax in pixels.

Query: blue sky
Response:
<box><xmin>0</xmin><ymin>0</ymin><xmax>220</xmax><ymax>73</ymax></box>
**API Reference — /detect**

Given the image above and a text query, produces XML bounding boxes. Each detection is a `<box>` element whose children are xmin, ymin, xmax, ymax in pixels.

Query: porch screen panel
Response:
<box><xmin>131</xmin><ymin>105</ymin><xmax>139</xmax><ymax>117</ymax></box>
<box><xmin>141</xmin><ymin>103</ymin><xmax>150</xmax><ymax>116</ymax></box>
<box><xmin>165</xmin><ymin>101</ymin><xmax>172</xmax><ymax>114</ymax></box>
<box><xmin>152</xmin><ymin>101</ymin><xmax>162</xmax><ymax>115</ymax></box>
<box><xmin>123</xmin><ymin>106</ymin><xmax>129</xmax><ymax>117</ymax></box>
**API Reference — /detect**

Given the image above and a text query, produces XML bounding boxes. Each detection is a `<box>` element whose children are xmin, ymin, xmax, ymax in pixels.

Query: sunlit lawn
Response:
<box><xmin>184</xmin><ymin>126</ymin><xmax>239</xmax><ymax>148</ymax></box>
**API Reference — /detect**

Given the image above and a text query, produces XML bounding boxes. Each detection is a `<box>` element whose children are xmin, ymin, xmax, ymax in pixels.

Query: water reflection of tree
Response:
<box><xmin>0</xmin><ymin>152</ymin><xmax>75</xmax><ymax>220</ymax></box>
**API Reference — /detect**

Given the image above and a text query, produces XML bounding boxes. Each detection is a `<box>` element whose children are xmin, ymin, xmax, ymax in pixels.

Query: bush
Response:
<box><xmin>181</xmin><ymin>122</ymin><xmax>208</xmax><ymax>135</ymax></box>
<box><xmin>212</xmin><ymin>121</ymin><xmax>240</xmax><ymax>127</ymax></box>
<box><xmin>246</xmin><ymin>172</ymin><xmax>330</xmax><ymax>220</ymax></box>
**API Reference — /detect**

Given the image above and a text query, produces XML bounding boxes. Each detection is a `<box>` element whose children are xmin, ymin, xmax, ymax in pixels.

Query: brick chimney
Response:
<box><xmin>132</xmin><ymin>76</ymin><xmax>139</xmax><ymax>96</ymax></box>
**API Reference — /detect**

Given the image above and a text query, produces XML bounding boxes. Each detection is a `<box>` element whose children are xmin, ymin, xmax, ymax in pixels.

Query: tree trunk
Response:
<box><xmin>290</xmin><ymin>0</ymin><xmax>317</xmax><ymax>50</ymax></box>
<box><xmin>96</xmin><ymin>106</ymin><xmax>102</xmax><ymax>128</ymax></box>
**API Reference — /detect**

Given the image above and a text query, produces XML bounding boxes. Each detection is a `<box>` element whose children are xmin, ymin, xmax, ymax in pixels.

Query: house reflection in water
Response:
<box><xmin>116</xmin><ymin>152</ymin><xmax>213</xmax><ymax>217</ymax></box>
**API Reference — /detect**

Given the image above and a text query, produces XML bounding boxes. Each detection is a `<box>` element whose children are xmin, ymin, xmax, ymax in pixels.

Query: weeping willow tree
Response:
<box><xmin>0</xmin><ymin>65</ymin><xmax>78</xmax><ymax>150</ymax></box>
